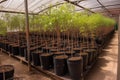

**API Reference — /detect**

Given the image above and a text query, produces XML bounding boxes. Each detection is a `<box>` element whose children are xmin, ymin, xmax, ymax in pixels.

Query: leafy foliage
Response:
<box><xmin>0</xmin><ymin>3</ymin><xmax>116</xmax><ymax>35</ymax></box>
<box><xmin>0</xmin><ymin>19</ymin><xmax>7</xmax><ymax>35</ymax></box>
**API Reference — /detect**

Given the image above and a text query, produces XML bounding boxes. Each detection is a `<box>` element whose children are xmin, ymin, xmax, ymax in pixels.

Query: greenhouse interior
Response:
<box><xmin>0</xmin><ymin>0</ymin><xmax>120</xmax><ymax>80</ymax></box>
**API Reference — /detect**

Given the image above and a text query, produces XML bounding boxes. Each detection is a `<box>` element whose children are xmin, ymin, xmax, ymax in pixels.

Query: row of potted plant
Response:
<box><xmin>0</xmin><ymin>3</ymin><xmax>116</xmax><ymax>80</ymax></box>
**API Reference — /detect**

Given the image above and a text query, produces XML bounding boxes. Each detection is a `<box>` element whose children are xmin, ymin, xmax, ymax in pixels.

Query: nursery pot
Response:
<box><xmin>90</xmin><ymin>49</ymin><xmax>97</xmax><ymax>62</ymax></box>
<box><xmin>12</xmin><ymin>45</ymin><xmax>19</xmax><ymax>55</ymax></box>
<box><xmin>32</xmin><ymin>50</ymin><xmax>42</xmax><ymax>66</ymax></box>
<box><xmin>65</xmin><ymin>51</ymin><xmax>75</xmax><ymax>57</ymax></box>
<box><xmin>8</xmin><ymin>44</ymin><xmax>13</xmax><ymax>54</ymax></box>
<box><xmin>53</xmin><ymin>51</ymin><xmax>64</xmax><ymax>57</ymax></box>
<box><xmin>40</xmin><ymin>53</ymin><xmax>53</xmax><ymax>70</ymax></box>
<box><xmin>82</xmin><ymin>47</ymin><xmax>89</xmax><ymax>52</ymax></box>
<box><xmin>19</xmin><ymin>46</ymin><xmax>26</xmax><ymax>57</ymax></box>
<box><xmin>81</xmin><ymin>53</ymin><xmax>88</xmax><ymax>71</ymax></box>
<box><xmin>5</xmin><ymin>42</ymin><xmax>9</xmax><ymax>51</ymax></box>
<box><xmin>0</xmin><ymin>42</ymin><xmax>2</xmax><ymax>48</ymax></box>
<box><xmin>0</xmin><ymin>65</ymin><xmax>14</xmax><ymax>80</ymax></box>
<box><xmin>25</xmin><ymin>50</ymin><xmax>32</xmax><ymax>62</ymax></box>
<box><xmin>2</xmin><ymin>43</ymin><xmax>5</xmax><ymax>50</ymax></box>
<box><xmin>67</xmin><ymin>57</ymin><xmax>83</xmax><ymax>80</ymax></box>
<box><xmin>50</xmin><ymin>48</ymin><xmax>57</xmax><ymax>53</ymax></box>
<box><xmin>84</xmin><ymin>49</ymin><xmax>96</xmax><ymax>65</ymax></box>
<box><xmin>54</xmin><ymin>55</ymin><xmax>68</xmax><ymax>76</ymax></box>
<box><xmin>73</xmin><ymin>48</ymin><xmax>82</xmax><ymax>54</ymax></box>
<box><xmin>59</xmin><ymin>48</ymin><xmax>66</xmax><ymax>52</ymax></box>
<box><xmin>42</xmin><ymin>47</ymin><xmax>50</xmax><ymax>53</ymax></box>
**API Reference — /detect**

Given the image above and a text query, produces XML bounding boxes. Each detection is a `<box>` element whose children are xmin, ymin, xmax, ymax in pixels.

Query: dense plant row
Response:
<box><xmin>0</xmin><ymin>3</ymin><xmax>115</xmax><ymax>35</ymax></box>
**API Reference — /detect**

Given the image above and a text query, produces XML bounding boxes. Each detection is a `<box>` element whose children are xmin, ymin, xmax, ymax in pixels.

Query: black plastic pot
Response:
<box><xmin>59</xmin><ymin>48</ymin><xmax>66</xmax><ymax>52</ymax></box>
<box><xmin>0</xmin><ymin>42</ymin><xmax>3</xmax><ymax>49</ymax></box>
<box><xmin>8</xmin><ymin>44</ymin><xmax>13</xmax><ymax>54</ymax></box>
<box><xmin>0</xmin><ymin>42</ymin><xmax>2</xmax><ymax>48</ymax></box>
<box><xmin>65</xmin><ymin>51</ymin><xmax>75</xmax><ymax>57</ymax></box>
<box><xmin>54</xmin><ymin>55</ymin><xmax>68</xmax><ymax>76</ymax></box>
<box><xmin>81</xmin><ymin>53</ymin><xmax>88</xmax><ymax>71</ymax></box>
<box><xmin>32</xmin><ymin>50</ymin><xmax>42</xmax><ymax>66</ymax></box>
<box><xmin>25</xmin><ymin>50</ymin><xmax>32</xmax><ymax>62</ymax></box>
<box><xmin>73</xmin><ymin>48</ymin><xmax>82</xmax><ymax>54</ymax></box>
<box><xmin>42</xmin><ymin>47</ymin><xmax>50</xmax><ymax>53</ymax></box>
<box><xmin>84</xmin><ymin>49</ymin><xmax>92</xmax><ymax>66</ymax></box>
<box><xmin>53</xmin><ymin>52</ymin><xmax>64</xmax><ymax>57</ymax></box>
<box><xmin>19</xmin><ymin>47</ymin><xmax>25</xmax><ymax>57</ymax></box>
<box><xmin>40</xmin><ymin>53</ymin><xmax>53</xmax><ymax>70</ymax></box>
<box><xmin>84</xmin><ymin>49</ymin><xmax>96</xmax><ymax>66</ymax></box>
<box><xmin>0</xmin><ymin>65</ymin><xmax>14</xmax><ymax>80</ymax></box>
<box><xmin>67</xmin><ymin>57</ymin><xmax>83</xmax><ymax>80</ymax></box>
<box><xmin>12</xmin><ymin>45</ymin><xmax>19</xmax><ymax>55</ymax></box>
<box><xmin>2</xmin><ymin>43</ymin><xmax>5</xmax><ymax>50</ymax></box>
<box><xmin>82</xmin><ymin>47</ymin><xmax>88</xmax><ymax>52</ymax></box>
<box><xmin>90</xmin><ymin>49</ymin><xmax>97</xmax><ymax>62</ymax></box>
<box><xmin>50</xmin><ymin>48</ymin><xmax>57</xmax><ymax>53</ymax></box>
<box><xmin>5</xmin><ymin>43</ymin><xmax>9</xmax><ymax>51</ymax></box>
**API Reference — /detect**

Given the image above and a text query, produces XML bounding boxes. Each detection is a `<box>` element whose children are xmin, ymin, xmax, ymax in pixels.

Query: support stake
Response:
<box><xmin>24</xmin><ymin>0</ymin><xmax>31</xmax><ymax>71</ymax></box>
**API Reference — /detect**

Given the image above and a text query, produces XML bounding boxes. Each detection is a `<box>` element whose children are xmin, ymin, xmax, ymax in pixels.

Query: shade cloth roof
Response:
<box><xmin>0</xmin><ymin>0</ymin><xmax>120</xmax><ymax>16</ymax></box>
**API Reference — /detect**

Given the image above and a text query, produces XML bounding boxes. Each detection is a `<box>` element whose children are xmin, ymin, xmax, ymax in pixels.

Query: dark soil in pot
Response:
<box><xmin>42</xmin><ymin>47</ymin><xmax>50</xmax><ymax>53</ymax></box>
<box><xmin>73</xmin><ymin>48</ymin><xmax>82</xmax><ymax>54</ymax></box>
<box><xmin>53</xmin><ymin>51</ymin><xmax>64</xmax><ymax>57</ymax></box>
<box><xmin>65</xmin><ymin>51</ymin><xmax>75</xmax><ymax>57</ymax></box>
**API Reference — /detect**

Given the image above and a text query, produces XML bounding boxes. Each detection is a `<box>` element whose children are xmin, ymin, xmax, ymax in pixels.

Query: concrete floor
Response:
<box><xmin>85</xmin><ymin>31</ymin><xmax>118</xmax><ymax>80</ymax></box>
<box><xmin>0</xmin><ymin>52</ymin><xmax>51</xmax><ymax>80</ymax></box>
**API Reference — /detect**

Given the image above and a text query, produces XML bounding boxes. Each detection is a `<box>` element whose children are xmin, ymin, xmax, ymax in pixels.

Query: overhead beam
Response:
<box><xmin>0</xmin><ymin>0</ymin><xmax>7</xmax><ymax>4</ymax></box>
<box><xmin>97</xmin><ymin>0</ymin><xmax>112</xmax><ymax>15</ymax></box>
<box><xmin>71</xmin><ymin>0</ymin><xmax>83</xmax><ymax>4</ymax></box>
<box><xmin>96</xmin><ymin>8</ymin><xmax>120</xmax><ymax>16</ymax></box>
<box><xmin>76</xmin><ymin>3</ymin><xmax>120</xmax><ymax>11</ymax></box>
<box><xmin>37</xmin><ymin>2</ymin><xmax>64</xmax><ymax>14</ymax></box>
<box><xmin>64</xmin><ymin>0</ymin><xmax>95</xmax><ymax>13</ymax></box>
<box><xmin>99</xmin><ymin>8</ymin><xmax>120</xmax><ymax>13</ymax></box>
<box><xmin>0</xmin><ymin>9</ymin><xmax>37</xmax><ymax>15</ymax></box>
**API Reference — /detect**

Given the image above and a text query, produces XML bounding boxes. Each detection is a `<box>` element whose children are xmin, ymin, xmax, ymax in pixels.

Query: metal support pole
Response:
<box><xmin>0</xmin><ymin>0</ymin><xmax>7</xmax><ymax>4</ymax></box>
<box><xmin>117</xmin><ymin>15</ymin><xmax>120</xmax><ymax>80</ymax></box>
<box><xmin>97</xmin><ymin>0</ymin><xmax>112</xmax><ymax>16</ymax></box>
<box><xmin>0</xmin><ymin>10</ymin><xmax>37</xmax><ymax>15</ymax></box>
<box><xmin>64</xmin><ymin>0</ymin><xmax>95</xmax><ymax>13</ymax></box>
<box><xmin>24</xmin><ymin>0</ymin><xmax>31</xmax><ymax>71</ymax></box>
